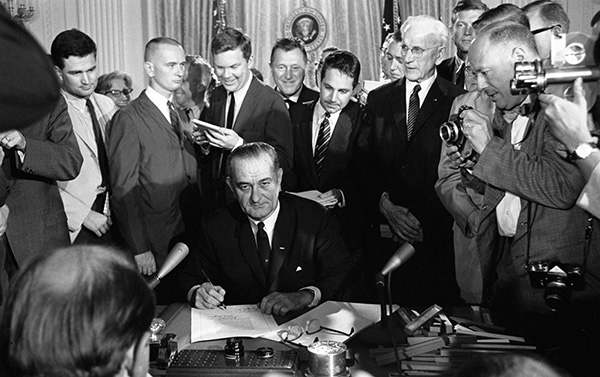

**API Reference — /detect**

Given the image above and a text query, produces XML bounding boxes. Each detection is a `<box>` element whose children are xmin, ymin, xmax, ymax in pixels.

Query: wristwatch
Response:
<box><xmin>566</xmin><ymin>142</ymin><xmax>599</xmax><ymax>163</ymax></box>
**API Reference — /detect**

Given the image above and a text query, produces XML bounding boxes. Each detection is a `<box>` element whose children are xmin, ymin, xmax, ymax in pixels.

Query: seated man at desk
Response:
<box><xmin>180</xmin><ymin>142</ymin><xmax>352</xmax><ymax>316</ymax></box>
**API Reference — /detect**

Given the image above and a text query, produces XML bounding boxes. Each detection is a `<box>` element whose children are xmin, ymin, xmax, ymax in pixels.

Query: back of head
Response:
<box><xmin>270</xmin><ymin>37</ymin><xmax>308</xmax><ymax>63</ymax></box>
<box><xmin>522</xmin><ymin>0</ymin><xmax>570</xmax><ymax>33</ymax></box>
<box><xmin>185</xmin><ymin>54</ymin><xmax>215</xmax><ymax>105</ymax></box>
<box><xmin>0</xmin><ymin>245</ymin><xmax>155</xmax><ymax>377</ymax></box>
<box><xmin>401</xmin><ymin>15</ymin><xmax>449</xmax><ymax>47</ymax></box>
<box><xmin>451</xmin><ymin>0</ymin><xmax>489</xmax><ymax>23</ymax></box>
<box><xmin>473</xmin><ymin>4</ymin><xmax>530</xmax><ymax>32</ymax></box>
<box><xmin>144</xmin><ymin>36</ymin><xmax>183</xmax><ymax>62</ymax></box>
<box><xmin>453</xmin><ymin>353</ymin><xmax>567</xmax><ymax>377</ymax></box>
<box><xmin>211</xmin><ymin>27</ymin><xmax>252</xmax><ymax>60</ymax></box>
<box><xmin>51</xmin><ymin>28</ymin><xmax>96</xmax><ymax>69</ymax></box>
<box><xmin>321</xmin><ymin>50</ymin><xmax>361</xmax><ymax>88</ymax></box>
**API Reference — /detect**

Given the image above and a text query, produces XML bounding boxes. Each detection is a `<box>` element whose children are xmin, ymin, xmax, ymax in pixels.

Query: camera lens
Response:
<box><xmin>439</xmin><ymin>122</ymin><xmax>458</xmax><ymax>143</ymax></box>
<box><xmin>544</xmin><ymin>279</ymin><xmax>571</xmax><ymax>312</ymax></box>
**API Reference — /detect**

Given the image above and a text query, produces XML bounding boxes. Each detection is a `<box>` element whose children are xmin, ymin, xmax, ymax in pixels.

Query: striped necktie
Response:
<box><xmin>314</xmin><ymin>112</ymin><xmax>331</xmax><ymax>177</ymax></box>
<box><xmin>407</xmin><ymin>85</ymin><xmax>421</xmax><ymax>140</ymax></box>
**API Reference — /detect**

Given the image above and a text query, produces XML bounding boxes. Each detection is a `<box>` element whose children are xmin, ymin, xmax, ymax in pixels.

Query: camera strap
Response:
<box><xmin>525</xmin><ymin>202</ymin><xmax>594</xmax><ymax>273</ymax></box>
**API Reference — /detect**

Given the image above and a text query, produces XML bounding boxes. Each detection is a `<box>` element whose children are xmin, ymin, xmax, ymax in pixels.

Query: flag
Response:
<box><xmin>382</xmin><ymin>0</ymin><xmax>401</xmax><ymax>45</ymax></box>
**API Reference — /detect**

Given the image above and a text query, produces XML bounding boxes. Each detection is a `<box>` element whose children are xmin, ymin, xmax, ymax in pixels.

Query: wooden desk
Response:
<box><xmin>150</xmin><ymin>303</ymin><xmax>396</xmax><ymax>376</ymax></box>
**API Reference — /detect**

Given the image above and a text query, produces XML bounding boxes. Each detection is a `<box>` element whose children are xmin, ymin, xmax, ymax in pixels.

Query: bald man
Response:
<box><xmin>108</xmin><ymin>37</ymin><xmax>201</xmax><ymax>279</ymax></box>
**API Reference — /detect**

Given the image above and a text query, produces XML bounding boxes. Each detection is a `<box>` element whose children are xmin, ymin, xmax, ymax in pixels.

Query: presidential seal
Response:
<box><xmin>284</xmin><ymin>7</ymin><xmax>327</xmax><ymax>52</ymax></box>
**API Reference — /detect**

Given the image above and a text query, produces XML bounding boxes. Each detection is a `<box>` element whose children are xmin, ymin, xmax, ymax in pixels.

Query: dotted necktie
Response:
<box><xmin>407</xmin><ymin>85</ymin><xmax>421</xmax><ymax>140</ymax></box>
<box><xmin>257</xmin><ymin>222</ymin><xmax>271</xmax><ymax>278</ymax></box>
<box><xmin>314</xmin><ymin>112</ymin><xmax>331</xmax><ymax>177</ymax></box>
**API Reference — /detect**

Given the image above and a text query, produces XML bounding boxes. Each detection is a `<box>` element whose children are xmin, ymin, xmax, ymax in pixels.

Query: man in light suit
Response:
<box><xmin>197</xmin><ymin>28</ymin><xmax>293</xmax><ymax>209</ymax></box>
<box><xmin>459</xmin><ymin>21</ymin><xmax>600</xmax><ymax>376</ymax></box>
<box><xmin>180</xmin><ymin>142</ymin><xmax>351</xmax><ymax>316</ymax></box>
<box><xmin>52</xmin><ymin>29</ymin><xmax>118</xmax><ymax>244</ymax></box>
<box><xmin>109</xmin><ymin>37</ymin><xmax>200</xmax><ymax>279</ymax></box>
<box><xmin>357</xmin><ymin>16</ymin><xmax>464</xmax><ymax>306</ymax></box>
<box><xmin>269</xmin><ymin>37</ymin><xmax>318</xmax><ymax>112</ymax></box>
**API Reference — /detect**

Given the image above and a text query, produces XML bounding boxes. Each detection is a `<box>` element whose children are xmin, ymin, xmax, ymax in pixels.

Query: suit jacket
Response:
<box><xmin>289</xmin><ymin>99</ymin><xmax>361</xmax><ymax>195</ymax></box>
<box><xmin>58</xmin><ymin>92</ymin><xmax>116</xmax><ymax>240</ymax></box>
<box><xmin>108</xmin><ymin>91</ymin><xmax>200</xmax><ymax>266</ymax></box>
<box><xmin>202</xmin><ymin>76</ymin><xmax>293</xmax><ymax>173</ymax></box>
<box><xmin>470</xmin><ymin>107</ymin><xmax>600</xmax><ymax>319</ymax></box>
<box><xmin>180</xmin><ymin>193</ymin><xmax>352</xmax><ymax>305</ymax></box>
<box><xmin>357</xmin><ymin>76</ymin><xmax>464</xmax><ymax>305</ymax></box>
<box><xmin>3</xmin><ymin>96</ymin><xmax>83</xmax><ymax>266</ymax></box>
<box><xmin>437</xmin><ymin>57</ymin><xmax>458</xmax><ymax>84</ymax></box>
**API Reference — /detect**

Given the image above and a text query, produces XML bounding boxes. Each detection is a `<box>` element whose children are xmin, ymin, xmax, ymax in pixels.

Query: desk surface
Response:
<box><xmin>151</xmin><ymin>303</ymin><xmax>397</xmax><ymax>376</ymax></box>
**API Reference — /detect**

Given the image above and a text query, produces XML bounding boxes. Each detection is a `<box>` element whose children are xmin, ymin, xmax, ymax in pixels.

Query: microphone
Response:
<box><xmin>148</xmin><ymin>242</ymin><xmax>189</xmax><ymax>289</ymax></box>
<box><xmin>380</xmin><ymin>242</ymin><xmax>416</xmax><ymax>277</ymax></box>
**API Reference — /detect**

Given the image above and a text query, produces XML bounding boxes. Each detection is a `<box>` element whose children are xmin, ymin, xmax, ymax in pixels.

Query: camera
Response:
<box><xmin>511</xmin><ymin>32</ymin><xmax>599</xmax><ymax>110</ymax></box>
<box><xmin>527</xmin><ymin>261</ymin><xmax>585</xmax><ymax>312</ymax></box>
<box><xmin>439</xmin><ymin>105</ymin><xmax>476</xmax><ymax>160</ymax></box>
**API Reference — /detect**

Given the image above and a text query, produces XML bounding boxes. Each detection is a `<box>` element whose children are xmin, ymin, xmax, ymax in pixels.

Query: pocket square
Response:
<box><xmin>295</xmin><ymin>266</ymin><xmax>303</xmax><ymax>272</ymax></box>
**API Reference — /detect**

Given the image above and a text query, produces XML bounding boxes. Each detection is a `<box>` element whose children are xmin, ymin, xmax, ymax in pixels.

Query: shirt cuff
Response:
<box><xmin>301</xmin><ymin>286</ymin><xmax>321</xmax><ymax>307</ymax></box>
<box><xmin>232</xmin><ymin>137</ymin><xmax>244</xmax><ymax>150</ymax></box>
<box><xmin>187</xmin><ymin>284</ymin><xmax>202</xmax><ymax>306</ymax></box>
<box><xmin>338</xmin><ymin>189</ymin><xmax>346</xmax><ymax>208</ymax></box>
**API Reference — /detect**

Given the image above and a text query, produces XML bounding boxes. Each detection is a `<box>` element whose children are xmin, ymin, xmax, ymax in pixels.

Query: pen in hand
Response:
<box><xmin>201</xmin><ymin>268</ymin><xmax>227</xmax><ymax>310</ymax></box>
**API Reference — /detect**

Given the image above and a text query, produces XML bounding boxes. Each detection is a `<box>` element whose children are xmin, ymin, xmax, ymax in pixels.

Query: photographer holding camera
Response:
<box><xmin>453</xmin><ymin>20</ymin><xmax>600</xmax><ymax>376</ymax></box>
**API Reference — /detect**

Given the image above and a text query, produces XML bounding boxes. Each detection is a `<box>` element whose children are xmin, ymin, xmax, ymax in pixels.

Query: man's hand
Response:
<box><xmin>380</xmin><ymin>194</ymin><xmax>422</xmax><ymax>243</ymax></box>
<box><xmin>82</xmin><ymin>210</ymin><xmax>112</xmax><ymax>237</ymax></box>
<box><xmin>0</xmin><ymin>204</ymin><xmax>9</xmax><ymax>236</ymax></box>
<box><xmin>539</xmin><ymin>77</ymin><xmax>592</xmax><ymax>151</ymax></box>
<box><xmin>316</xmin><ymin>189</ymin><xmax>342</xmax><ymax>208</ymax></box>
<box><xmin>204</xmin><ymin>127</ymin><xmax>241</xmax><ymax>150</ymax></box>
<box><xmin>259</xmin><ymin>291</ymin><xmax>313</xmax><ymax>316</ymax></box>
<box><xmin>461</xmin><ymin>108</ymin><xmax>493</xmax><ymax>154</ymax></box>
<box><xmin>134</xmin><ymin>251</ymin><xmax>156</xmax><ymax>275</ymax></box>
<box><xmin>193</xmin><ymin>282</ymin><xmax>226</xmax><ymax>309</ymax></box>
<box><xmin>0</xmin><ymin>130</ymin><xmax>26</xmax><ymax>151</ymax></box>
<box><xmin>445</xmin><ymin>144</ymin><xmax>476</xmax><ymax>170</ymax></box>
<box><xmin>192</xmin><ymin>127</ymin><xmax>210</xmax><ymax>145</ymax></box>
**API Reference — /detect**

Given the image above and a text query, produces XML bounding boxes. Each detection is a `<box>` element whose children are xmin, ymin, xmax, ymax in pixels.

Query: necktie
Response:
<box><xmin>456</xmin><ymin>63</ymin><xmax>465</xmax><ymax>90</ymax></box>
<box><xmin>167</xmin><ymin>101</ymin><xmax>182</xmax><ymax>141</ymax></box>
<box><xmin>314</xmin><ymin>112</ymin><xmax>331</xmax><ymax>177</ymax></box>
<box><xmin>226</xmin><ymin>92</ymin><xmax>235</xmax><ymax>129</ymax></box>
<box><xmin>407</xmin><ymin>85</ymin><xmax>421</xmax><ymax>140</ymax></box>
<box><xmin>256</xmin><ymin>222</ymin><xmax>271</xmax><ymax>278</ymax></box>
<box><xmin>85</xmin><ymin>99</ymin><xmax>109</xmax><ymax>190</ymax></box>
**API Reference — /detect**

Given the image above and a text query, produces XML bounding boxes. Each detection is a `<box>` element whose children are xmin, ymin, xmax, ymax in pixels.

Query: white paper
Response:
<box><xmin>287</xmin><ymin>190</ymin><xmax>338</xmax><ymax>207</ymax></box>
<box><xmin>191</xmin><ymin>305</ymin><xmax>279</xmax><ymax>342</ymax></box>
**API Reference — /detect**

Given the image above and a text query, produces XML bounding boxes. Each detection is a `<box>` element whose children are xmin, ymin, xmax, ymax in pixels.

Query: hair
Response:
<box><xmin>452</xmin><ymin>354</ymin><xmax>567</xmax><ymax>377</ymax></box>
<box><xmin>477</xmin><ymin>20</ymin><xmax>538</xmax><ymax>57</ymax></box>
<box><xmin>381</xmin><ymin>32</ymin><xmax>396</xmax><ymax>51</ymax></box>
<box><xmin>522</xmin><ymin>0</ymin><xmax>570</xmax><ymax>33</ymax></box>
<box><xmin>592</xmin><ymin>10</ymin><xmax>600</xmax><ymax>28</ymax></box>
<box><xmin>226</xmin><ymin>142</ymin><xmax>280</xmax><ymax>179</ymax></box>
<box><xmin>250</xmin><ymin>68</ymin><xmax>264</xmax><ymax>81</ymax></box>
<box><xmin>391</xmin><ymin>29</ymin><xmax>403</xmax><ymax>44</ymax></box>
<box><xmin>401</xmin><ymin>15</ymin><xmax>449</xmax><ymax>47</ymax></box>
<box><xmin>0</xmin><ymin>245</ymin><xmax>156</xmax><ymax>377</ymax></box>
<box><xmin>315</xmin><ymin>46</ymin><xmax>340</xmax><ymax>84</ymax></box>
<box><xmin>211</xmin><ymin>27</ymin><xmax>252</xmax><ymax>60</ymax></box>
<box><xmin>144</xmin><ymin>37</ymin><xmax>183</xmax><ymax>62</ymax></box>
<box><xmin>185</xmin><ymin>54</ymin><xmax>216</xmax><ymax>106</ymax></box>
<box><xmin>270</xmin><ymin>37</ymin><xmax>308</xmax><ymax>63</ymax></box>
<box><xmin>473</xmin><ymin>4</ymin><xmax>530</xmax><ymax>32</ymax></box>
<box><xmin>50</xmin><ymin>29</ymin><xmax>96</xmax><ymax>69</ymax></box>
<box><xmin>451</xmin><ymin>0</ymin><xmax>489</xmax><ymax>24</ymax></box>
<box><xmin>95</xmin><ymin>70</ymin><xmax>133</xmax><ymax>94</ymax></box>
<box><xmin>321</xmin><ymin>50</ymin><xmax>361</xmax><ymax>88</ymax></box>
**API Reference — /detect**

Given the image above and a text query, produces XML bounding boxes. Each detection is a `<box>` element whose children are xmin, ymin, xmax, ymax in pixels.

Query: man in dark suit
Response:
<box><xmin>197</xmin><ymin>28</ymin><xmax>293</xmax><ymax>208</ymax></box>
<box><xmin>1</xmin><ymin>96</ymin><xmax>83</xmax><ymax>300</ymax></box>
<box><xmin>181</xmin><ymin>142</ymin><xmax>351</xmax><ymax>316</ymax></box>
<box><xmin>458</xmin><ymin>21</ymin><xmax>600</xmax><ymax>376</ymax></box>
<box><xmin>437</xmin><ymin>0</ymin><xmax>487</xmax><ymax>89</ymax></box>
<box><xmin>108</xmin><ymin>37</ymin><xmax>200</xmax><ymax>278</ymax></box>
<box><xmin>358</xmin><ymin>16</ymin><xmax>464</xmax><ymax>307</ymax></box>
<box><xmin>269</xmin><ymin>37</ymin><xmax>318</xmax><ymax>111</ymax></box>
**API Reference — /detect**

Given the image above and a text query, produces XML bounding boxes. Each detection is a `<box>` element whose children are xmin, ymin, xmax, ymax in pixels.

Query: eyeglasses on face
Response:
<box><xmin>400</xmin><ymin>44</ymin><xmax>440</xmax><ymax>58</ymax></box>
<box><xmin>531</xmin><ymin>24</ymin><xmax>560</xmax><ymax>35</ymax></box>
<box><xmin>104</xmin><ymin>88</ymin><xmax>133</xmax><ymax>97</ymax></box>
<box><xmin>281</xmin><ymin>318</ymin><xmax>355</xmax><ymax>343</ymax></box>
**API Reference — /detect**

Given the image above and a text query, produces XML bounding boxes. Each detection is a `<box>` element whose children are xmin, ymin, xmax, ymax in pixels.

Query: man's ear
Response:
<box><xmin>435</xmin><ymin>46</ymin><xmax>446</xmax><ymax>65</ymax></box>
<box><xmin>117</xmin><ymin>344</ymin><xmax>135</xmax><ymax>377</ymax></box>
<box><xmin>226</xmin><ymin>176</ymin><xmax>233</xmax><ymax>192</ymax></box>
<box><xmin>54</xmin><ymin>66</ymin><xmax>63</xmax><ymax>84</ymax></box>
<box><xmin>512</xmin><ymin>47</ymin><xmax>527</xmax><ymax>62</ymax></box>
<box><xmin>276</xmin><ymin>167</ymin><xmax>283</xmax><ymax>184</ymax></box>
<box><xmin>144</xmin><ymin>61</ymin><xmax>154</xmax><ymax>78</ymax></box>
<box><xmin>247</xmin><ymin>54</ymin><xmax>254</xmax><ymax>68</ymax></box>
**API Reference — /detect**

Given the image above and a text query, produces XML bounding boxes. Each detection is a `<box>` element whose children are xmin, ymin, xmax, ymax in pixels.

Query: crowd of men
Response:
<box><xmin>1</xmin><ymin>1</ymin><xmax>600</xmax><ymax>376</ymax></box>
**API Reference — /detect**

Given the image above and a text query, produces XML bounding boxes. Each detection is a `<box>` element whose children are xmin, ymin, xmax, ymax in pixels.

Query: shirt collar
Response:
<box><xmin>146</xmin><ymin>85</ymin><xmax>174</xmax><ymax>106</ymax></box>
<box><xmin>230</xmin><ymin>71</ymin><xmax>253</xmax><ymax>103</ymax></box>
<box><xmin>61</xmin><ymin>89</ymin><xmax>88</xmax><ymax>111</ymax></box>
<box><xmin>406</xmin><ymin>70</ymin><xmax>437</xmax><ymax>97</ymax></box>
<box><xmin>248</xmin><ymin>199</ymin><xmax>281</xmax><ymax>238</ymax></box>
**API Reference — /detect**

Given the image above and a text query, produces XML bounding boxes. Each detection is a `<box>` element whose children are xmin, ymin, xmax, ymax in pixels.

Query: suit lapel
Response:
<box><xmin>233</xmin><ymin>76</ymin><xmax>260</xmax><ymax>132</ymax></box>
<box><xmin>139</xmin><ymin>92</ymin><xmax>181</xmax><ymax>143</ymax></box>
<box><xmin>235</xmin><ymin>217</ymin><xmax>268</xmax><ymax>288</ymax></box>
<box><xmin>268</xmin><ymin>200</ymin><xmax>295</xmax><ymax>293</ymax></box>
<box><xmin>300</xmin><ymin>102</ymin><xmax>319</xmax><ymax>186</ymax></box>
<box><xmin>411</xmin><ymin>78</ymin><xmax>443</xmax><ymax>139</ymax></box>
<box><xmin>393</xmin><ymin>79</ymin><xmax>408</xmax><ymax>144</ymax></box>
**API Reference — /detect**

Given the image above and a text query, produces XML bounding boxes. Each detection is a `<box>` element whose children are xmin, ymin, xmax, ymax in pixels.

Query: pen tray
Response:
<box><xmin>166</xmin><ymin>349</ymin><xmax>299</xmax><ymax>376</ymax></box>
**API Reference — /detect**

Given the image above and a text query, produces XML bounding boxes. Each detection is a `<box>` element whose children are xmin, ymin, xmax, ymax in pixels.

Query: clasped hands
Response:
<box><xmin>193</xmin><ymin>282</ymin><xmax>313</xmax><ymax>316</ymax></box>
<box><xmin>379</xmin><ymin>193</ymin><xmax>423</xmax><ymax>243</ymax></box>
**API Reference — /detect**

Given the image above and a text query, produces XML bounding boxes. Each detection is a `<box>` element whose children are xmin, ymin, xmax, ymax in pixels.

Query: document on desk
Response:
<box><xmin>191</xmin><ymin>305</ymin><xmax>279</xmax><ymax>342</ymax></box>
<box><xmin>261</xmin><ymin>301</ymin><xmax>398</xmax><ymax>346</ymax></box>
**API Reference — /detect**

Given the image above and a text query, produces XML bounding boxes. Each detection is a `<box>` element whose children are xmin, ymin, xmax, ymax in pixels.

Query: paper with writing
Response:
<box><xmin>191</xmin><ymin>305</ymin><xmax>279</xmax><ymax>342</ymax></box>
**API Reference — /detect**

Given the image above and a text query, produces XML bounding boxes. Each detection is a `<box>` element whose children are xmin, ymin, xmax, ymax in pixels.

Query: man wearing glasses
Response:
<box><xmin>357</xmin><ymin>15</ymin><xmax>464</xmax><ymax>307</ymax></box>
<box><xmin>522</xmin><ymin>0</ymin><xmax>569</xmax><ymax>62</ymax></box>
